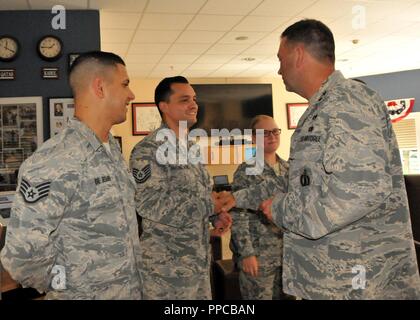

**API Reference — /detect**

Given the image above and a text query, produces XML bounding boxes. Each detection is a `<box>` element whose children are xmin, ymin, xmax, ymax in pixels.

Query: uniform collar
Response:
<box><xmin>68</xmin><ymin>118</ymin><xmax>110</xmax><ymax>152</ymax></box>
<box><xmin>308</xmin><ymin>70</ymin><xmax>345</xmax><ymax>106</ymax></box>
<box><xmin>155</xmin><ymin>121</ymin><xmax>195</xmax><ymax>147</ymax></box>
<box><xmin>265</xmin><ymin>155</ymin><xmax>287</xmax><ymax>174</ymax></box>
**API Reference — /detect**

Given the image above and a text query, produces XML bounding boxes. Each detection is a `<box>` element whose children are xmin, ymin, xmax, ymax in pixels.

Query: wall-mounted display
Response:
<box><xmin>49</xmin><ymin>98</ymin><xmax>74</xmax><ymax>136</ymax></box>
<box><xmin>386</xmin><ymin>98</ymin><xmax>415</xmax><ymax>123</ymax></box>
<box><xmin>68</xmin><ymin>53</ymin><xmax>80</xmax><ymax>68</ymax></box>
<box><xmin>114</xmin><ymin>136</ymin><xmax>122</xmax><ymax>152</ymax></box>
<box><xmin>42</xmin><ymin>67</ymin><xmax>59</xmax><ymax>79</ymax></box>
<box><xmin>0</xmin><ymin>68</ymin><xmax>15</xmax><ymax>80</ymax></box>
<box><xmin>0</xmin><ymin>35</ymin><xmax>19</xmax><ymax>62</ymax></box>
<box><xmin>0</xmin><ymin>97</ymin><xmax>43</xmax><ymax>193</ymax></box>
<box><xmin>286</xmin><ymin>103</ymin><xmax>309</xmax><ymax>129</ymax></box>
<box><xmin>37</xmin><ymin>35</ymin><xmax>62</xmax><ymax>61</ymax></box>
<box><xmin>132</xmin><ymin>102</ymin><xmax>161</xmax><ymax>135</ymax></box>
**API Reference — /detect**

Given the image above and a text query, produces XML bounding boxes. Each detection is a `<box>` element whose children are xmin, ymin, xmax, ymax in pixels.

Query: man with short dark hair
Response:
<box><xmin>130</xmin><ymin>76</ymin><xmax>232</xmax><ymax>299</ymax></box>
<box><xmin>1</xmin><ymin>51</ymin><xmax>142</xmax><ymax>299</ymax></box>
<box><xmin>236</xmin><ymin>19</ymin><xmax>420</xmax><ymax>299</ymax></box>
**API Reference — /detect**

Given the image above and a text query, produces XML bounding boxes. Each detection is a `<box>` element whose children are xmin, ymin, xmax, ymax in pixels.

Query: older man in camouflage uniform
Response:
<box><xmin>231</xmin><ymin>115</ymin><xmax>291</xmax><ymax>300</ymax></box>
<box><xmin>130</xmin><ymin>76</ymin><xmax>232</xmax><ymax>300</ymax></box>
<box><xmin>235</xmin><ymin>19</ymin><xmax>420</xmax><ymax>299</ymax></box>
<box><xmin>0</xmin><ymin>52</ymin><xmax>143</xmax><ymax>299</ymax></box>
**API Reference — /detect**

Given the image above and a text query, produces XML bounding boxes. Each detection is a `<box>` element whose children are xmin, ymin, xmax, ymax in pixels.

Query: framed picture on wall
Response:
<box><xmin>286</xmin><ymin>103</ymin><xmax>309</xmax><ymax>129</ymax></box>
<box><xmin>114</xmin><ymin>135</ymin><xmax>122</xmax><ymax>152</ymax></box>
<box><xmin>68</xmin><ymin>53</ymin><xmax>80</xmax><ymax>68</ymax></box>
<box><xmin>49</xmin><ymin>98</ymin><xmax>75</xmax><ymax>137</ymax></box>
<box><xmin>0</xmin><ymin>96</ymin><xmax>43</xmax><ymax>193</ymax></box>
<box><xmin>132</xmin><ymin>102</ymin><xmax>162</xmax><ymax>135</ymax></box>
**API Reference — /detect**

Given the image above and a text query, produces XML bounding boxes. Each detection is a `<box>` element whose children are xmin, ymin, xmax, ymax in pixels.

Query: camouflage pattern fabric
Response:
<box><xmin>230</xmin><ymin>158</ymin><xmax>289</xmax><ymax>299</ymax></box>
<box><xmin>0</xmin><ymin>118</ymin><xmax>143</xmax><ymax>300</ymax></box>
<box><xmin>236</xmin><ymin>71</ymin><xmax>420</xmax><ymax>299</ymax></box>
<box><xmin>239</xmin><ymin>265</ymin><xmax>289</xmax><ymax>300</ymax></box>
<box><xmin>130</xmin><ymin>123</ymin><xmax>214</xmax><ymax>300</ymax></box>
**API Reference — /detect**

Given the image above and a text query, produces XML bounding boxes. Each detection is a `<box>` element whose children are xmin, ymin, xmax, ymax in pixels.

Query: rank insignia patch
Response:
<box><xmin>132</xmin><ymin>164</ymin><xmax>151</xmax><ymax>184</ymax></box>
<box><xmin>19</xmin><ymin>178</ymin><xmax>51</xmax><ymax>204</ymax></box>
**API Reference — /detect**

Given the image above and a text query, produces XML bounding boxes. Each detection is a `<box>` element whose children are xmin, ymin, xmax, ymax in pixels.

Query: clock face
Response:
<box><xmin>38</xmin><ymin>36</ymin><xmax>62</xmax><ymax>61</ymax></box>
<box><xmin>0</xmin><ymin>36</ymin><xmax>19</xmax><ymax>61</ymax></box>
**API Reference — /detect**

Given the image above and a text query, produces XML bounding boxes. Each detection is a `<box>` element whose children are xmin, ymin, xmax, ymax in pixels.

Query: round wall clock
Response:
<box><xmin>37</xmin><ymin>35</ymin><xmax>63</xmax><ymax>61</ymax></box>
<box><xmin>0</xmin><ymin>36</ymin><xmax>20</xmax><ymax>62</ymax></box>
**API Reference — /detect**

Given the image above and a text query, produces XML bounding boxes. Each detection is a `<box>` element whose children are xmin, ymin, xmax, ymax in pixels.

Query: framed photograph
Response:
<box><xmin>0</xmin><ymin>96</ymin><xmax>43</xmax><ymax>193</ymax></box>
<box><xmin>132</xmin><ymin>102</ymin><xmax>162</xmax><ymax>135</ymax></box>
<box><xmin>286</xmin><ymin>103</ymin><xmax>309</xmax><ymax>129</ymax></box>
<box><xmin>49</xmin><ymin>98</ymin><xmax>75</xmax><ymax>137</ymax></box>
<box><xmin>114</xmin><ymin>136</ymin><xmax>122</xmax><ymax>152</ymax></box>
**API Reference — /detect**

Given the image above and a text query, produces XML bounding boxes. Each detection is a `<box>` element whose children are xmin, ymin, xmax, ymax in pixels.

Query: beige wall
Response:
<box><xmin>113</xmin><ymin>76</ymin><xmax>307</xmax><ymax>173</ymax></box>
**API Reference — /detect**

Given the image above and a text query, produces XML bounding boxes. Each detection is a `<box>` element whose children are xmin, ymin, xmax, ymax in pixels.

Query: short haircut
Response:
<box><xmin>69</xmin><ymin>51</ymin><xmax>126</xmax><ymax>97</ymax></box>
<box><xmin>281</xmin><ymin>19</ymin><xmax>335</xmax><ymax>63</ymax></box>
<box><xmin>154</xmin><ymin>76</ymin><xmax>189</xmax><ymax>118</ymax></box>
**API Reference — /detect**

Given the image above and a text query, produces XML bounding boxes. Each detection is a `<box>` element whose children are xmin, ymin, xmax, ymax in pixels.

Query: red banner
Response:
<box><xmin>385</xmin><ymin>98</ymin><xmax>415</xmax><ymax>123</ymax></box>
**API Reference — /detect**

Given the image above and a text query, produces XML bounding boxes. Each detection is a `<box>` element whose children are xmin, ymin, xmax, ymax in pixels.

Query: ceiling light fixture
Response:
<box><xmin>352</xmin><ymin>39</ymin><xmax>359</xmax><ymax>44</ymax></box>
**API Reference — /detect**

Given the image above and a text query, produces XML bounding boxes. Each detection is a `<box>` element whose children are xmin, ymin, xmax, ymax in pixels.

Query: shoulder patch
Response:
<box><xmin>132</xmin><ymin>164</ymin><xmax>151</xmax><ymax>184</ymax></box>
<box><xmin>19</xmin><ymin>178</ymin><xmax>51</xmax><ymax>204</ymax></box>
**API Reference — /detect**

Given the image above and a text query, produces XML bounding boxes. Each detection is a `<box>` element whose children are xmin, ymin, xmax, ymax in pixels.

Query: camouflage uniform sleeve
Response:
<box><xmin>130</xmin><ymin>143</ymin><xmax>193</xmax><ymax>227</ymax></box>
<box><xmin>271</xmin><ymin>107</ymin><xmax>393</xmax><ymax>240</ymax></box>
<box><xmin>0</xmin><ymin>164</ymin><xmax>79</xmax><ymax>292</ymax></box>
<box><xmin>230</xmin><ymin>164</ymin><xmax>258</xmax><ymax>258</ymax></box>
<box><xmin>232</xmin><ymin>181</ymin><xmax>273</xmax><ymax>211</ymax></box>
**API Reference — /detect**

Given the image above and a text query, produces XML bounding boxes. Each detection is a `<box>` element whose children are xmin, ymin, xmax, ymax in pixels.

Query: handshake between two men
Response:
<box><xmin>211</xmin><ymin>191</ymin><xmax>275</xmax><ymax>237</ymax></box>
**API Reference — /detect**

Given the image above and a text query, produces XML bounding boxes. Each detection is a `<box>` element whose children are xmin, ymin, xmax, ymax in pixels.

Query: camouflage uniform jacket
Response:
<box><xmin>0</xmin><ymin>119</ymin><xmax>143</xmax><ymax>299</ymax></box>
<box><xmin>129</xmin><ymin>123</ymin><xmax>214</xmax><ymax>291</ymax></box>
<box><xmin>230</xmin><ymin>157</ymin><xmax>288</xmax><ymax>269</ymax></box>
<box><xmin>235</xmin><ymin>71</ymin><xmax>420</xmax><ymax>299</ymax></box>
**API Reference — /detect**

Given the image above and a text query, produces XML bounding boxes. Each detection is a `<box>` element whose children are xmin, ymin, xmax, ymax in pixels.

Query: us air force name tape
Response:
<box><xmin>132</xmin><ymin>164</ymin><xmax>151</xmax><ymax>184</ymax></box>
<box><xmin>19</xmin><ymin>178</ymin><xmax>51</xmax><ymax>204</ymax></box>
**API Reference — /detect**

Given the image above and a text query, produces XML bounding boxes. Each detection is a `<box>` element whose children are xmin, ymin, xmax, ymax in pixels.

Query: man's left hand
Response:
<box><xmin>212</xmin><ymin>210</ymin><xmax>232</xmax><ymax>236</ymax></box>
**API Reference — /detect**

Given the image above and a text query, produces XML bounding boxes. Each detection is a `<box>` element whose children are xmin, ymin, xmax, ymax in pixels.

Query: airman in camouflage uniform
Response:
<box><xmin>230</xmin><ymin>156</ymin><xmax>289</xmax><ymax>300</ymax></box>
<box><xmin>130</xmin><ymin>76</ymin><xmax>232</xmax><ymax>300</ymax></box>
<box><xmin>0</xmin><ymin>52</ymin><xmax>142</xmax><ymax>299</ymax></box>
<box><xmin>237</xmin><ymin>20</ymin><xmax>420</xmax><ymax>299</ymax></box>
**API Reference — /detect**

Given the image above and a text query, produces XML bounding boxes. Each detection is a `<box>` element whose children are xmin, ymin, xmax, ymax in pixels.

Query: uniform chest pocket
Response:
<box><xmin>291</xmin><ymin>112</ymin><xmax>330</xmax><ymax>163</ymax></box>
<box><xmin>169</xmin><ymin>165</ymin><xmax>208</xmax><ymax>193</ymax></box>
<box><xmin>86</xmin><ymin>177</ymin><xmax>123</xmax><ymax>222</ymax></box>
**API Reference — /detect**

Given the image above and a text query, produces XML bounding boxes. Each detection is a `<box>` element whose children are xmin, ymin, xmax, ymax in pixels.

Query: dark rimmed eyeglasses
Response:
<box><xmin>262</xmin><ymin>128</ymin><xmax>281</xmax><ymax>137</ymax></box>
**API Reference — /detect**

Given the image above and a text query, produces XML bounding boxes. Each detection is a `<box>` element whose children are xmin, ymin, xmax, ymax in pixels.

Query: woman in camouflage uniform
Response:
<box><xmin>230</xmin><ymin>115</ymin><xmax>292</xmax><ymax>300</ymax></box>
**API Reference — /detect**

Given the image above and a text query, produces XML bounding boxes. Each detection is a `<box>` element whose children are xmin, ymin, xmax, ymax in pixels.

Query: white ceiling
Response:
<box><xmin>2</xmin><ymin>0</ymin><xmax>420</xmax><ymax>79</ymax></box>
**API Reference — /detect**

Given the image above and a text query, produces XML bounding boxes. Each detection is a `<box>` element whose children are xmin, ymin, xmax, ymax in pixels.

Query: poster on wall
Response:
<box><xmin>0</xmin><ymin>96</ymin><xmax>43</xmax><ymax>193</ymax></box>
<box><xmin>49</xmin><ymin>98</ymin><xmax>75</xmax><ymax>136</ymax></box>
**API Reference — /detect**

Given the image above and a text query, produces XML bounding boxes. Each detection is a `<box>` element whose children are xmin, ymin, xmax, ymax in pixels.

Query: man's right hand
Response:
<box><xmin>212</xmin><ymin>191</ymin><xmax>236</xmax><ymax>213</ymax></box>
<box><xmin>242</xmin><ymin>256</ymin><xmax>259</xmax><ymax>277</ymax></box>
